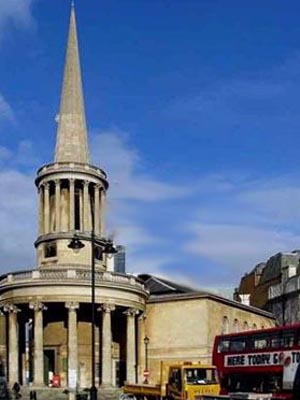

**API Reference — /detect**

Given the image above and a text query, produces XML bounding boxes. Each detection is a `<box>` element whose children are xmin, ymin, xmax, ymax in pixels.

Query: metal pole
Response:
<box><xmin>90</xmin><ymin>203</ymin><xmax>97</xmax><ymax>400</ymax></box>
<box><xmin>144</xmin><ymin>340</ymin><xmax>148</xmax><ymax>384</ymax></box>
<box><xmin>282</xmin><ymin>292</ymin><xmax>286</xmax><ymax>326</ymax></box>
<box><xmin>145</xmin><ymin>342</ymin><xmax>148</xmax><ymax>372</ymax></box>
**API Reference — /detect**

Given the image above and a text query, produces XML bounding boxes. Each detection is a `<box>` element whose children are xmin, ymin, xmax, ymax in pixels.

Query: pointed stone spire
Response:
<box><xmin>55</xmin><ymin>3</ymin><xmax>89</xmax><ymax>164</ymax></box>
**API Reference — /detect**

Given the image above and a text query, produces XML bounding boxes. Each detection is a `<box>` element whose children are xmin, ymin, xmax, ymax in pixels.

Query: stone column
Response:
<box><xmin>125</xmin><ymin>308</ymin><xmax>139</xmax><ymax>384</ymax></box>
<box><xmin>69</xmin><ymin>179</ymin><xmax>75</xmax><ymax>231</ymax></box>
<box><xmin>4</xmin><ymin>304</ymin><xmax>20</xmax><ymax>385</ymax></box>
<box><xmin>100</xmin><ymin>303</ymin><xmax>115</xmax><ymax>386</ymax></box>
<box><xmin>55</xmin><ymin>179</ymin><xmax>61</xmax><ymax>232</ymax></box>
<box><xmin>94</xmin><ymin>185</ymin><xmax>100</xmax><ymax>235</ymax></box>
<box><xmin>29</xmin><ymin>302</ymin><xmax>47</xmax><ymax>386</ymax></box>
<box><xmin>44</xmin><ymin>183</ymin><xmax>50</xmax><ymax>233</ymax></box>
<box><xmin>100</xmin><ymin>189</ymin><xmax>105</xmax><ymax>237</ymax></box>
<box><xmin>38</xmin><ymin>185</ymin><xmax>44</xmax><ymax>235</ymax></box>
<box><xmin>83</xmin><ymin>181</ymin><xmax>90</xmax><ymax>232</ymax></box>
<box><xmin>65</xmin><ymin>302</ymin><xmax>79</xmax><ymax>390</ymax></box>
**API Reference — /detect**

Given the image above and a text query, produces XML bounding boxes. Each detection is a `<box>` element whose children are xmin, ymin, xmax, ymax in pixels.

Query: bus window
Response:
<box><xmin>282</xmin><ymin>330</ymin><xmax>294</xmax><ymax>347</ymax></box>
<box><xmin>218</xmin><ymin>340</ymin><xmax>230</xmax><ymax>353</ymax></box>
<box><xmin>271</xmin><ymin>334</ymin><xmax>280</xmax><ymax>348</ymax></box>
<box><xmin>230</xmin><ymin>338</ymin><xmax>246</xmax><ymax>352</ymax></box>
<box><xmin>254</xmin><ymin>335</ymin><xmax>268</xmax><ymax>350</ymax></box>
<box><xmin>295</xmin><ymin>329</ymin><xmax>300</xmax><ymax>346</ymax></box>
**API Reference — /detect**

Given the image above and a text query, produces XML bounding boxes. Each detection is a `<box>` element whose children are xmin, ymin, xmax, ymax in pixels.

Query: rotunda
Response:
<box><xmin>0</xmin><ymin>4</ymin><xmax>148</xmax><ymax>390</ymax></box>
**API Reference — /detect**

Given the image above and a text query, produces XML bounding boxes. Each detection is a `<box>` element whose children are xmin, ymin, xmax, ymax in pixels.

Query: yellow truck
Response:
<box><xmin>123</xmin><ymin>362</ymin><xmax>220</xmax><ymax>400</ymax></box>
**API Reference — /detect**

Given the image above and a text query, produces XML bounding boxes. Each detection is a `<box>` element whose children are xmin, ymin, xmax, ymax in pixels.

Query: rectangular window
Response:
<box><xmin>44</xmin><ymin>242</ymin><xmax>57</xmax><ymax>258</ymax></box>
<box><xmin>230</xmin><ymin>338</ymin><xmax>246</xmax><ymax>352</ymax></box>
<box><xmin>218</xmin><ymin>340</ymin><xmax>230</xmax><ymax>353</ymax></box>
<box><xmin>94</xmin><ymin>245</ymin><xmax>103</xmax><ymax>261</ymax></box>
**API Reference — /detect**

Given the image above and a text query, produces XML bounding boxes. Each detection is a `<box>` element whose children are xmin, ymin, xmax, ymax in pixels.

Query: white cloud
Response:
<box><xmin>128</xmin><ymin>254</ymin><xmax>176</xmax><ymax>276</ymax></box>
<box><xmin>0</xmin><ymin>146</ymin><xmax>12</xmax><ymax>161</ymax></box>
<box><xmin>92</xmin><ymin>130</ymin><xmax>186</xmax><ymax>201</ymax></box>
<box><xmin>182</xmin><ymin>173</ymin><xmax>300</xmax><ymax>279</ymax></box>
<box><xmin>186</xmin><ymin>222</ymin><xmax>300</xmax><ymax>272</ymax></box>
<box><xmin>109</xmin><ymin>223</ymin><xmax>158</xmax><ymax>247</ymax></box>
<box><xmin>0</xmin><ymin>94</ymin><xmax>14</xmax><ymax>122</ymax></box>
<box><xmin>0</xmin><ymin>169</ymin><xmax>36</xmax><ymax>272</ymax></box>
<box><xmin>238</xmin><ymin>183</ymin><xmax>300</xmax><ymax>223</ymax></box>
<box><xmin>0</xmin><ymin>0</ymin><xmax>35</xmax><ymax>42</ymax></box>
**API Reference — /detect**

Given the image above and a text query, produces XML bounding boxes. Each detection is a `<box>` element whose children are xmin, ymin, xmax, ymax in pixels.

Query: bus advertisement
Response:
<box><xmin>212</xmin><ymin>324</ymin><xmax>300</xmax><ymax>399</ymax></box>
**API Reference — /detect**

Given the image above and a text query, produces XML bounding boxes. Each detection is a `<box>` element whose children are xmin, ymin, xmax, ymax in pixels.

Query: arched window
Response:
<box><xmin>243</xmin><ymin>321</ymin><xmax>248</xmax><ymax>331</ymax></box>
<box><xmin>233</xmin><ymin>318</ymin><xmax>239</xmax><ymax>333</ymax></box>
<box><xmin>252</xmin><ymin>323</ymin><xmax>257</xmax><ymax>330</ymax></box>
<box><xmin>222</xmin><ymin>316</ymin><xmax>229</xmax><ymax>334</ymax></box>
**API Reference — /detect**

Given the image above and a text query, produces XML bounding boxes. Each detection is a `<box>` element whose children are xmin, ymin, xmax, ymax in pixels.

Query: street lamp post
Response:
<box><xmin>143</xmin><ymin>336</ymin><xmax>150</xmax><ymax>384</ymax></box>
<box><xmin>68</xmin><ymin>204</ymin><xmax>117</xmax><ymax>400</ymax></box>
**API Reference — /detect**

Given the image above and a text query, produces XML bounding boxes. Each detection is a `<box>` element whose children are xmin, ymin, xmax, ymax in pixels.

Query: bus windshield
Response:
<box><xmin>185</xmin><ymin>368</ymin><xmax>217</xmax><ymax>385</ymax></box>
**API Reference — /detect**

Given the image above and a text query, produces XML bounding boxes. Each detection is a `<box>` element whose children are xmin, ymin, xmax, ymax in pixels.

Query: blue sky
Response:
<box><xmin>2</xmin><ymin>1</ymin><xmax>300</xmax><ymax>290</ymax></box>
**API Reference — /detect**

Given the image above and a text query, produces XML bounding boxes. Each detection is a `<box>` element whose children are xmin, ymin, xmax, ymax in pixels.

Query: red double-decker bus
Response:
<box><xmin>212</xmin><ymin>324</ymin><xmax>300</xmax><ymax>399</ymax></box>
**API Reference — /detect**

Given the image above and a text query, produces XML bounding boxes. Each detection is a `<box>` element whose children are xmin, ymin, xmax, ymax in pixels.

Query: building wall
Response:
<box><xmin>140</xmin><ymin>296</ymin><xmax>275</xmax><ymax>385</ymax></box>
<box><xmin>206</xmin><ymin>299</ymin><xmax>275</xmax><ymax>357</ymax></box>
<box><xmin>142</xmin><ymin>299</ymin><xmax>208</xmax><ymax>385</ymax></box>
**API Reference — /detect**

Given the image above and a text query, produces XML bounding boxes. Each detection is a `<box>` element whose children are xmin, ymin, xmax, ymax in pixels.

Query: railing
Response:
<box><xmin>1</xmin><ymin>268</ymin><xmax>145</xmax><ymax>290</ymax></box>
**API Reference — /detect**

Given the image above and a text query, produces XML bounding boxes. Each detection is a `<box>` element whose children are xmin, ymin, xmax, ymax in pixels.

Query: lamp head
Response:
<box><xmin>103</xmin><ymin>240</ymin><xmax>118</xmax><ymax>255</ymax></box>
<box><xmin>68</xmin><ymin>236</ymin><xmax>85</xmax><ymax>253</ymax></box>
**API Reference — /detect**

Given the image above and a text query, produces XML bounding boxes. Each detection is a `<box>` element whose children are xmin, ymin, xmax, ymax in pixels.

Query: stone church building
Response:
<box><xmin>0</xmin><ymin>4</ymin><xmax>275</xmax><ymax>393</ymax></box>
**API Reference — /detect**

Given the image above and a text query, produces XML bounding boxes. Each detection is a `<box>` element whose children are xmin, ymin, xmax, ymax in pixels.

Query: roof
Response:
<box><xmin>138</xmin><ymin>274</ymin><xmax>200</xmax><ymax>295</ymax></box>
<box><xmin>260</xmin><ymin>251</ymin><xmax>300</xmax><ymax>284</ymax></box>
<box><xmin>138</xmin><ymin>274</ymin><xmax>274</xmax><ymax>319</ymax></box>
<box><xmin>147</xmin><ymin>291</ymin><xmax>275</xmax><ymax>319</ymax></box>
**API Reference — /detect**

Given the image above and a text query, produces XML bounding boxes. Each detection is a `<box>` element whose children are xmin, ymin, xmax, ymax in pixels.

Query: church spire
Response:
<box><xmin>55</xmin><ymin>3</ymin><xmax>89</xmax><ymax>164</ymax></box>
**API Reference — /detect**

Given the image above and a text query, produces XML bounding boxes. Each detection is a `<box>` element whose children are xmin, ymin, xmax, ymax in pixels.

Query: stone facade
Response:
<box><xmin>136</xmin><ymin>277</ymin><xmax>275</xmax><ymax>386</ymax></box>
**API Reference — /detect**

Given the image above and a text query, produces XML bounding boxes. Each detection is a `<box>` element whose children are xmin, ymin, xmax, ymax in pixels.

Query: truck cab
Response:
<box><xmin>167</xmin><ymin>363</ymin><xmax>220</xmax><ymax>400</ymax></box>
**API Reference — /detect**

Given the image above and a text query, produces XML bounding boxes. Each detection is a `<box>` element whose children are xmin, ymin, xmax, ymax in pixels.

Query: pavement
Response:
<box><xmin>8</xmin><ymin>387</ymin><xmax>123</xmax><ymax>400</ymax></box>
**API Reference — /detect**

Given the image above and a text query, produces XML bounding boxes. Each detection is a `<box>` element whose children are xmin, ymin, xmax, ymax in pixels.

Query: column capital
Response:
<box><xmin>94</xmin><ymin>184</ymin><xmax>101</xmax><ymax>190</ymax></box>
<box><xmin>3</xmin><ymin>304</ymin><xmax>20</xmax><ymax>314</ymax></box>
<box><xmin>44</xmin><ymin>182</ymin><xmax>50</xmax><ymax>190</ymax></box>
<box><xmin>124</xmin><ymin>308</ymin><xmax>139</xmax><ymax>317</ymax></box>
<box><xmin>29</xmin><ymin>301</ymin><xmax>47</xmax><ymax>312</ymax></box>
<box><xmin>99</xmin><ymin>303</ymin><xmax>115</xmax><ymax>313</ymax></box>
<box><xmin>138</xmin><ymin>312</ymin><xmax>147</xmax><ymax>322</ymax></box>
<box><xmin>54</xmin><ymin>179</ymin><xmax>61</xmax><ymax>186</ymax></box>
<box><xmin>69</xmin><ymin>178</ymin><xmax>75</xmax><ymax>184</ymax></box>
<box><xmin>65</xmin><ymin>301</ymin><xmax>79</xmax><ymax>310</ymax></box>
<box><xmin>84</xmin><ymin>180</ymin><xmax>90</xmax><ymax>187</ymax></box>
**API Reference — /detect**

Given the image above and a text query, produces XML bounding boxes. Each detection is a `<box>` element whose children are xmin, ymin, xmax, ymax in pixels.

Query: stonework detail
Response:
<box><xmin>29</xmin><ymin>301</ymin><xmax>48</xmax><ymax>312</ymax></box>
<box><xmin>65</xmin><ymin>301</ymin><xmax>80</xmax><ymax>310</ymax></box>
<box><xmin>55</xmin><ymin>5</ymin><xmax>89</xmax><ymax>164</ymax></box>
